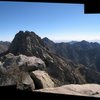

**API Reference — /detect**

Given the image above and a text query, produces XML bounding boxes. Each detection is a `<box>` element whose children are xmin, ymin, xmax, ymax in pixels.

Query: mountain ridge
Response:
<box><xmin>0</xmin><ymin>41</ymin><xmax>10</xmax><ymax>54</ymax></box>
<box><xmin>42</xmin><ymin>37</ymin><xmax>100</xmax><ymax>72</ymax></box>
<box><xmin>1</xmin><ymin>31</ymin><xmax>100</xmax><ymax>90</ymax></box>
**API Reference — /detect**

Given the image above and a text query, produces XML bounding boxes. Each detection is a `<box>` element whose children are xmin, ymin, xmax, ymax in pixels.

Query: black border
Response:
<box><xmin>0</xmin><ymin>0</ymin><xmax>100</xmax><ymax>100</ymax></box>
<box><xmin>1</xmin><ymin>0</ymin><xmax>100</xmax><ymax>13</ymax></box>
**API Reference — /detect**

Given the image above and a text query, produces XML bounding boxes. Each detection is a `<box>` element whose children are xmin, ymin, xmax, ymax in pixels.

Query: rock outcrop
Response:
<box><xmin>8</xmin><ymin>31</ymin><xmax>46</xmax><ymax>59</ymax></box>
<box><xmin>30</xmin><ymin>70</ymin><xmax>54</xmax><ymax>89</ymax></box>
<box><xmin>35</xmin><ymin>84</ymin><xmax>100</xmax><ymax>97</ymax></box>
<box><xmin>0</xmin><ymin>53</ymin><xmax>46</xmax><ymax>90</ymax></box>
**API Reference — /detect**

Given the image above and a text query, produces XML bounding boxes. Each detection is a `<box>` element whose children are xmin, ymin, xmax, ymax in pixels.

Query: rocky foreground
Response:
<box><xmin>35</xmin><ymin>84</ymin><xmax>100</xmax><ymax>98</ymax></box>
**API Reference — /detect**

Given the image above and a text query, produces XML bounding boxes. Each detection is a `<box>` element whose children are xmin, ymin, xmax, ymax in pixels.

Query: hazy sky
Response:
<box><xmin>0</xmin><ymin>1</ymin><xmax>100</xmax><ymax>42</ymax></box>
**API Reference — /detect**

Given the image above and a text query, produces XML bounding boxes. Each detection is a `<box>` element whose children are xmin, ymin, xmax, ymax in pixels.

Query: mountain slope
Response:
<box><xmin>43</xmin><ymin>38</ymin><xmax>100</xmax><ymax>72</ymax></box>
<box><xmin>8</xmin><ymin>31</ymin><xmax>84</xmax><ymax>85</ymax></box>
<box><xmin>1</xmin><ymin>31</ymin><xmax>100</xmax><ymax>86</ymax></box>
<box><xmin>0</xmin><ymin>41</ymin><xmax>10</xmax><ymax>54</ymax></box>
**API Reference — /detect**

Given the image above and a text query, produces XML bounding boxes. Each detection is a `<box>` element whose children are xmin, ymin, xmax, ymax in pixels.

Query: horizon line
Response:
<box><xmin>1</xmin><ymin>39</ymin><xmax>100</xmax><ymax>44</ymax></box>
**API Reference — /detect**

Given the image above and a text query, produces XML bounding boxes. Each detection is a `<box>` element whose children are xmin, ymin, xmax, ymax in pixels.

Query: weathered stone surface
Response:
<box><xmin>8</xmin><ymin>31</ymin><xmax>45</xmax><ymax>59</ymax></box>
<box><xmin>0</xmin><ymin>53</ymin><xmax>14</xmax><ymax>62</ymax></box>
<box><xmin>0</xmin><ymin>62</ymin><xmax>35</xmax><ymax>90</ymax></box>
<box><xmin>30</xmin><ymin>70</ymin><xmax>54</xmax><ymax>89</ymax></box>
<box><xmin>0</xmin><ymin>53</ymin><xmax>46</xmax><ymax>90</ymax></box>
<box><xmin>18</xmin><ymin>54</ymin><xmax>46</xmax><ymax>72</ymax></box>
<box><xmin>35</xmin><ymin>84</ymin><xmax>100</xmax><ymax>97</ymax></box>
<box><xmin>16</xmin><ymin>72</ymin><xmax>35</xmax><ymax>91</ymax></box>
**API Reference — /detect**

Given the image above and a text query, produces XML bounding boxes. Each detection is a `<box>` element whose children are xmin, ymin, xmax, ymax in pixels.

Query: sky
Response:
<box><xmin>0</xmin><ymin>1</ymin><xmax>100</xmax><ymax>42</ymax></box>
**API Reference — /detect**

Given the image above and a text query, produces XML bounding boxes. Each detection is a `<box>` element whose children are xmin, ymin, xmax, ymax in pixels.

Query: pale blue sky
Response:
<box><xmin>0</xmin><ymin>1</ymin><xmax>100</xmax><ymax>42</ymax></box>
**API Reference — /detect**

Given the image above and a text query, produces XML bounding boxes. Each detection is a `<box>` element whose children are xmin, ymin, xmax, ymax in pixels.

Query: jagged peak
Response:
<box><xmin>42</xmin><ymin>37</ymin><xmax>55</xmax><ymax>45</ymax></box>
<box><xmin>8</xmin><ymin>30</ymin><xmax>45</xmax><ymax>57</ymax></box>
<box><xmin>80</xmin><ymin>40</ymin><xmax>89</xmax><ymax>43</ymax></box>
<box><xmin>15</xmin><ymin>30</ymin><xmax>40</xmax><ymax>38</ymax></box>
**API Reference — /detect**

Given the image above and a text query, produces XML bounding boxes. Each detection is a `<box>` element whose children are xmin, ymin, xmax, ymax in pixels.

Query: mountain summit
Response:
<box><xmin>8</xmin><ymin>31</ymin><xmax>45</xmax><ymax>57</ymax></box>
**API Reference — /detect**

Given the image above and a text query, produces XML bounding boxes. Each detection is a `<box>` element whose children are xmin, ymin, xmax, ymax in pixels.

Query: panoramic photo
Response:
<box><xmin>0</xmin><ymin>1</ymin><xmax>100</xmax><ymax>98</ymax></box>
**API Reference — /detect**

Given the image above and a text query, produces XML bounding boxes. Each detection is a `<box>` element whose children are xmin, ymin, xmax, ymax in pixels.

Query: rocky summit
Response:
<box><xmin>8</xmin><ymin>31</ymin><xmax>45</xmax><ymax>58</ymax></box>
<box><xmin>0</xmin><ymin>31</ymin><xmax>100</xmax><ymax>92</ymax></box>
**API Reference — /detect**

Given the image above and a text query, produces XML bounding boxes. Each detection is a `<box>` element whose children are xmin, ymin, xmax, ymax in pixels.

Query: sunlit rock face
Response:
<box><xmin>30</xmin><ymin>70</ymin><xmax>54</xmax><ymax>89</ymax></box>
<box><xmin>35</xmin><ymin>84</ymin><xmax>100</xmax><ymax>97</ymax></box>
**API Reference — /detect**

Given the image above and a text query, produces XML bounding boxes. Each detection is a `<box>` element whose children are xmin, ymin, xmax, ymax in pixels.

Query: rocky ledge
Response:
<box><xmin>35</xmin><ymin>84</ymin><xmax>100</xmax><ymax>98</ymax></box>
<box><xmin>0</xmin><ymin>53</ymin><xmax>54</xmax><ymax>90</ymax></box>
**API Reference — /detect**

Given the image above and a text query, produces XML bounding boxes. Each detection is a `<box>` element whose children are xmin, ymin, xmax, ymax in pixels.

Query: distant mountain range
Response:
<box><xmin>43</xmin><ymin>38</ymin><xmax>100</xmax><ymax>72</ymax></box>
<box><xmin>0</xmin><ymin>41</ymin><xmax>10</xmax><ymax>54</ymax></box>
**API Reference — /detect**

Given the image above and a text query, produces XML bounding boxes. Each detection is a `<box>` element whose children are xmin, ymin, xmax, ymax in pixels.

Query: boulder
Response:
<box><xmin>30</xmin><ymin>70</ymin><xmax>54</xmax><ymax>89</ymax></box>
<box><xmin>16</xmin><ymin>72</ymin><xmax>35</xmax><ymax>91</ymax></box>
<box><xmin>0</xmin><ymin>53</ymin><xmax>46</xmax><ymax>90</ymax></box>
<box><xmin>0</xmin><ymin>60</ymin><xmax>35</xmax><ymax>90</ymax></box>
<box><xmin>18</xmin><ymin>54</ymin><xmax>46</xmax><ymax>72</ymax></box>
